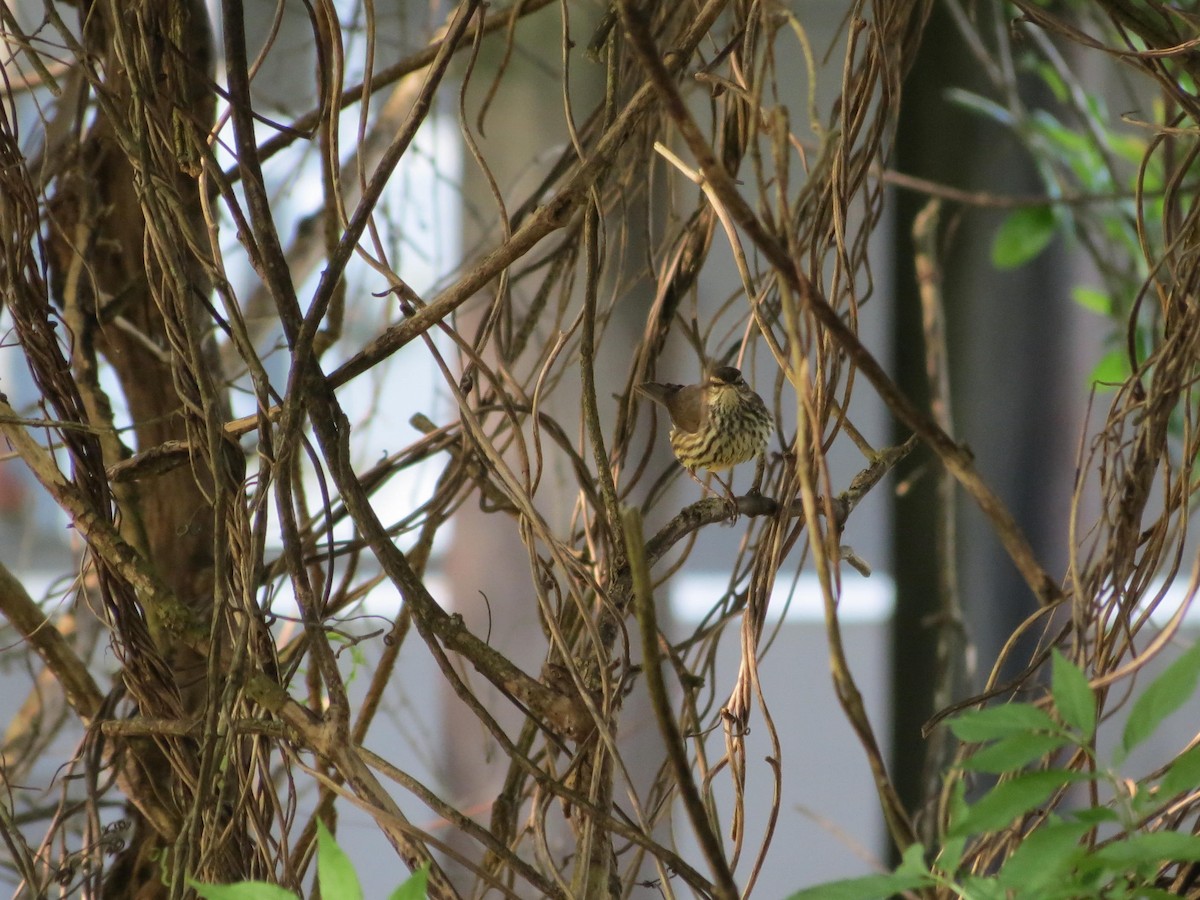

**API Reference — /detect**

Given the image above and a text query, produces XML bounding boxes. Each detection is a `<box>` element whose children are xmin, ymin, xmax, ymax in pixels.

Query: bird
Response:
<box><xmin>636</xmin><ymin>365</ymin><xmax>773</xmax><ymax>502</ymax></box>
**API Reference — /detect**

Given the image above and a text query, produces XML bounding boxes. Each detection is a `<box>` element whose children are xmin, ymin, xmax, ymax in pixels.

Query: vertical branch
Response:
<box><xmin>572</xmin><ymin>199</ymin><xmax>622</xmax><ymax>899</ymax></box>
<box><xmin>781</xmin><ymin>282</ymin><xmax>918</xmax><ymax>853</ymax></box>
<box><xmin>624</xmin><ymin>507</ymin><xmax>736</xmax><ymax>900</ymax></box>
<box><xmin>580</xmin><ymin>200</ymin><xmax>623</xmax><ymax>561</ymax></box>
<box><xmin>911</xmin><ymin>199</ymin><xmax>971</xmax><ymax>836</ymax></box>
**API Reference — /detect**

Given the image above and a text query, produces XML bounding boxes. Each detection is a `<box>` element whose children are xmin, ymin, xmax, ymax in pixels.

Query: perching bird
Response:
<box><xmin>636</xmin><ymin>365</ymin><xmax>772</xmax><ymax>500</ymax></box>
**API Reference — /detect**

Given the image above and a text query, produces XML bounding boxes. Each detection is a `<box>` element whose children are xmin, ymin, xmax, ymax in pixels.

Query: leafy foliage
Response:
<box><xmin>192</xmin><ymin>824</ymin><xmax>429</xmax><ymax>899</ymax></box>
<box><xmin>797</xmin><ymin>649</ymin><xmax>1200</xmax><ymax>898</ymax></box>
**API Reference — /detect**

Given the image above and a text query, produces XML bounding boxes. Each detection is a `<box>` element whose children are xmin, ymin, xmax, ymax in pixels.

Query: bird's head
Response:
<box><xmin>707</xmin><ymin>366</ymin><xmax>748</xmax><ymax>407</ymax></box>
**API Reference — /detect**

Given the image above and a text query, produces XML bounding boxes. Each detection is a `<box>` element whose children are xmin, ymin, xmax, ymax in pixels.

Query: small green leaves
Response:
<box><xmin>317</xmin><ymin>821</ymin><xmax>363</xmax><ymax>900</ymax></box>
<box><xmin>944</xmin><ymin>87</ymin><xmax>1016</xmax><ymax>127</ymax></box>
<box><xmin>794</xmin><ymin>640</ymin><xmax>1200</xmax><ymax>899</ymax></box>
<box><xmin>786</xmin><ymin>844</ymin><xmax>932</xmax><ymax>900</ymax></box>
<box><xmin>950</xmin><ymin>694</ymin><xmax>1076</xmax><ymax>784</ymax></box>
<box><xmin>992</xmin><ymin>206</ymin><xmax>1057</xmax><ymax>269</ymax></box>
<box><xmin>1090</xmin><ymin>348</ymin><xmax>1130</xmax><ymax>388</ymax></box>
<box><xmin>948</xmin><ymin>770</ymin><xmax>1089</xmax><ymax>839</ymax></box>
<box><xmin>1071</xmin><ymin>286</ymin><xmax>1113</xmax><ymax>316</ymax></box>
<box><xmin>388</xmin><ymin>865</ymin><xmax>430</xmax><ymax>900</ymax></box>
<box><xmin>1158</xmin><ymin>744</ymin><xmax>1200</xmax><ymax>799</ymax></box>
<box><xmin>995</xmin><ymin>819</ymin><xmax>1092</xmax><ymax>893</ymax></box>
<box><xmin>960</xmin><ymin>732</ymin><xmax>1072</xmax><ymax>774</ymax></box>
<box><xmin>1051</xmin><ymin>650</ymin><xmax>1096</xmax><ymax>739</ymax></box>
<box><xmin>1085</xmin><ymin>831</ymin><xmax>1200</xmax><ymax>868</ymax></box>
<box><xmin>1120</xmin><ymin>640</ymin><xmax>1200</xmax><ymax>760</ymax></box>
<box><xmin>784</xmin><ymin>871</ymin><xmax>931</xmax><ymax>900</ymax></box>
<box><xmin>948</xmin><ymin>702</ymin><xmax>1058</xmax><ymax>743</ymax></box>
<box><xmin>937</xmin><ymin>781</ymin><xmax>969</xmax><ymax>875</ymax></box>
<box><xmin>191</xmin><ymin>883</ymin><xmax>297</xmax><ymax>900</ymax></box>
<box><xmin>192</xmin><ymin>824</ymin><xmax>428</xmax><ymax>900</ymax></box>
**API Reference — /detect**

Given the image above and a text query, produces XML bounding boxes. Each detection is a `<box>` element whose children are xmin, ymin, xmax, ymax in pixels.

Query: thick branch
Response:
<box><xmin>0</xmin><ymin>561</ymin><xmax>103</xmax><ymax>721</ymax></box>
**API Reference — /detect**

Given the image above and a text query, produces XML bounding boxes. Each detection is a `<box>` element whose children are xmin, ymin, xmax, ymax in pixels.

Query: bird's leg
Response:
<box><xmin>685</xmin><ymin>468</ymin><xmax>738</xmax><ymax>520</ymax></box>
<box><xmin>711</xmin><ymin>471</ymin><xmax>739</xmax><ymax>520</ymax></box>
<box><xmin>683</xmin><ymin>466</ymin><xmax>711</xmax><ymax>493</ymax></box>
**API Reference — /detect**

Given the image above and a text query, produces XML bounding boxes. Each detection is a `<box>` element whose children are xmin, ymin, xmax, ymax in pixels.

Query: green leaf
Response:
<box><xmin>1029</xmin><ymin>112</ymin><xmax>1111</xmax><ymax>192</ymax></box>
<box><xmin>1071</xmin><ymin>286</ymin><xmax>1113</xmax><ymax>317</ymax></box>
<box><xmin>934</xmin><ymin>835</ymin><xmax>966</xmax><ymax>879</ymax></box>
<box><xmin>1070</xmin><ymin>805</ymin><xmax>1120</xmax><ymax>826</ymax></box>
<box><xmin>895</xmin><ymin>842</ymin><xmax>928</xmax><ymax>876</ymax></box>
<box><xmin>995</xmin><ymin>819</ymin><xmax>1091</xmax><ymax>891</ymax></box>
<box><xmin>946</xmin><ymin>777</ymin><xmax>968</xmax><ymax>824</ymax></box>
<box><xmin>1033</xmin><ymin>62</ymin><xmax>1069</xmax><ymax>103</ymax></box>
<box><xmin>949</xmin><ymin>770</ymin><xmax>1087</xmax><ymax>839</ymax></box>
<box><xmin>1088</xmin><ymin>831</ymin><xmax>1200</xmax><ymax>867</ymax></box>
<box><xmin>955</xmin><ymin>875</ymin><xmax>1008</xmax><ymax>900</ymax></box>
<box><xmin>1030</xmin><ymin>111</ymin><xmax>1091</xmax><ymax>155</ymax></box>
<box><xmin>961</xmin><ymin>731</ymin><xmax>1072</xmax><ymax>774</ymax></box>
<box><xmin>1121</xmin><ymin>640</ymin><xmax>1200</xmax><ymax>759</ymax></box>
<box><xmin>938</xmin><ymin>782</ymin><xmax>968</xmax><ymax>875</ymax></box>
<box><xmin>1051</xmin><ymin>650</ymin><xmax>1097</xmax><ymax>739</ymax></box>
<box><xmin>992</xmin><ymin>206</ymin><xmax>1057</xmax><ymax>269</ymax></box>
<box><xmin>949</xmin><ymin>703</ymin><xmax>1059</xmax><ymax>742</ymax></box>
<box><xmin>388</xmin><ymin>864</ymin><xmax>430</xmax><ymax>900</ymax></box>
<box><xmin>1159</xmin><ymin>745</ymin><xmax>1200</xmax><ymax>799</ymax></box>
<box><xmin>944</xmin><ymin>88</ymin><xmax>1017</xmax><ymax>127</ymax></box>
<box><xmin>1090</xmin><ymin>349</ymin><xmax>1129</xmax><ymax>389</ymax></box>
<box><xmin>317</xmin><ymin>821</ymin><xmax>364</xmax><ymax>900</ymax></box>
<box><xmin>1107</xmin><ymin>132</ymin><xmax>1149</xmax><ymax>168</ymax></box>
<box><xmin>190</xmin><ymin>882</ymin><xmax>298</xmax><ymax>900</ymax></box>
<box><xmin>785</xmin><ymin>869</ymin><xmax>932</xmax><ymax>900</ymax></box>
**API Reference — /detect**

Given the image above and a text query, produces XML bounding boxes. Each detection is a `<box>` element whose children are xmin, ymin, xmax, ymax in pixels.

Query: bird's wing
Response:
<box><xmin>634</xmin><ymin>382</ymin><xmax>674</xmax><ymax>406</ymax></box>
<box><xmin>669</xmin><ymin>384</ymin><xmax>704</xmax><ymax>433</ymax></box>
<box><xmin>636</xmin><ymin>381</ymin><xmax>704</xmax><ymax>432</ymax></box>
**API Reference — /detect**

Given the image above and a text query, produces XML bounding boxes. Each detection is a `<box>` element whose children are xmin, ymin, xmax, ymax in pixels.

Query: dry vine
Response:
<box><xmin>0</xmin><ymin>0</ymin><xmax>1198</xmax><ymax>898</ymax></box>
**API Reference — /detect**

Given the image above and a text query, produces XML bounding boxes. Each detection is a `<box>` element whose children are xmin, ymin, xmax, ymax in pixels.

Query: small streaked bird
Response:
<box><xmin>636</xmin><ymin>365</ymin><xmax>773</xmax><ymax>501</ymax></box>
